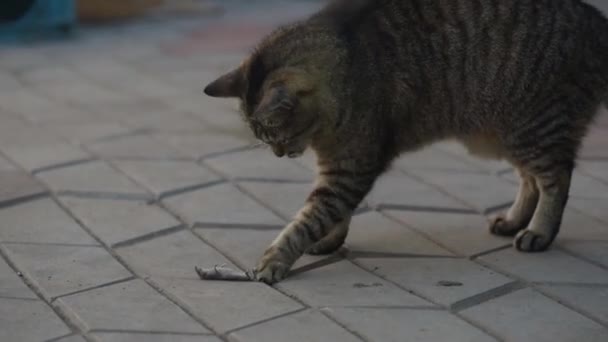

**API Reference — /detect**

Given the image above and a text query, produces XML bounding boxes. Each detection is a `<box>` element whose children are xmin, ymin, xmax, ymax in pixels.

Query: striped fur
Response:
<box><xmin>204</xmin><ymin>0</ymin><xmax>608</xmax><ymax>283</ymax></box>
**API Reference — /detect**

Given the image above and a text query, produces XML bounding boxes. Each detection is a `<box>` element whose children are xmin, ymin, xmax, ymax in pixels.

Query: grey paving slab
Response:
<box><xmin>384</xmin><ymin>210</ymin><xmax>510</xmax><ymax>256</ymax></box>
<box><xmin>229</xmin><ymin>309</ymin><xmax>360</xmax><ymax>342</ymax></box>
<box><xmin>117</xmin><ymin>230</ymin><xmax>235</xmax><ymax>280</ymax></box>
<box><xmin>461</xmin><ymin>288</ymin><xmax>608</xmax><ymax>342</ymax></box>
<box><xmin>2</xmin><ymin>142</ymin><xmax>90</xmax><ymax>172</ymax></box>
<box><xmin>367</xmin><ymin>171</ymin><xmax>471</xmax><ymax>211</ymax></box>
<box><xmin>346</xmin><ymin>212</ymin><xmax>452</xmax><ymax>256</ymax></box>
<box><xmin>558</xmin><ymin>241</ymin><xmax>608</xmax><ymax>269</ymax></box>
<box><xmin>239</xmin><ymin>181</ymin><xmax>312</xmax><ymax>220</ymax></box>
<box><xmin>60</xmin><ymin>197</ymin><xmax>180</xmax><ymax>247</ymax></box>
<box><xmin>54</xmin><ymin>335</ymin><xmax>87</xmax><ymax>342</ymax></box>
<box><xmin>539</xmin><ymin>285</ymin><xmax>608</xmax><ymax>325</ymax></box>
<box><xmin>0</xmin><ymin>171</ymin><xmax>47</xmax><ymax>206</ymax></box>
<box><xmin>0</xmin><ymin>298</ymin><xmax>72</xmax><ymax>342</ymax></box>
<box><xmin>581</xmin><ymin>127</ymin><xmax>608</xmax><ymax>159</ymax></box>
<box><xmin>325</xmin><ymin>307</ymin><xmax>496</xmax><ymax>342</ymax></box>
<box><xmin>478</xmin><ymin>249</ymin><xmax>608</xmax><ymax>284</ymax></box>
<box><xmin>120</xmin><ymin>110</ymin><xmax>210</xmax><ymax>134</ymax></box>
<box><xmin>157</xmin><ymin>132</ymin><xmax>250</xmax><ymax>159</ymax></box>
<box><xmin>57</xmin><ymin>279</ymin><xmax>208</xmax><ymax>333</ymax></box>
<box><xmin>408</xmin><ymin>169</ymin><xmax>517</xmax><ymax>213</ymax></box>
<box><xmin>0</xmin><ymin>116</ymin><xmax>66</xmax><ymax>147</ymax></box>
<box><xmin>357</xmin><ymin>258</ymin><xmax>513</xmax><ymax>306</ymax></box>
<box><xmin>36</xmin><ymin>81</ymin><xmax>133</xmax><ymax>108</ymax></box>
<box><xmin>4</xmin><ymin>244</ymin><xmax>131</xmax><ymax>299</ymax></box>
<box><xmin>0</xmin><ymin>198</ymin><xmax>97</xmax><ymax>245</ymax></box>
<box><xmin>87</xmin><ymin>135</ymin><xmax>186</xmax><ymax>160</ymax></box>
<box><xmin>434</xmin><ymin>141</ymin><xmax>513</xmax><ymax>174</ymax></box>
<box><xmin>205</xmin><ymin>148</ymin><xmax>313</xmax><ymax>181</ymax></box>
<box><xmin>194</xmin><ymin>227</ymin><xmax>327</xmax><ymax>271</ymax></box>
<box><xmin>558</xmin><ymin>209</ymin><xmax>608</xmax><ymax>241</ymax></box>
<box><xmin>19</xmin><ymin>66</ymin><xmax>84</xmax><ymax>85</ymax></box>
<box><xmin>0</xmin><ymin>89</ymin><xmax>95</xmax><ymax>124</ymax></box>
<box><xmin>579</xmin><ymin>160</ymin><xmax>608</xmax><ymax>184</ymax></box>
<box><xmin>163</xmin><ymin>183</ymin><xmax>284</xmax><ymax>225</ymax></box>
<box><xmin>569</xmin><ymin>172</ymin><xmax>608</xmax><ymax>200</ymax></box>
<box><xmin>37</xmin><ymin>161</ymin><xmax>149</xmax><ymax>198</ymax></box>
<box><xmin>394</xmin><ymin>147</ymin><xmax>485</xmax><ymax>173</ymax></box>
<box><xmin>570</xmin><ymin>198</ymin><xmax>608</xmax><ymax>225</ymax></box>
<box><xmin>0</xmin><ymin>257</ymin><xmax>36</xmax><ymax>299</ymax></box>
<box><xmin>280</xmin><ymin>261</ymin><xmax>431</xmax><ymax>308</ymax></box>
<box><xmin>94</xmin><ymin>333</ymin><xmax>221</xmax><ymax>342</ymax></box>
<box><xmin>0</xmin><ymin>154</ymin><xmax>17</xmax><ymax>171</ymax></box>
<box><xmin>154</xmin><ymin>277</ymin><xmax>303</xmax><ymax>333</ymax></box>
<box><xmin>113</xmin><ymin>160</ymin><xmax>220</xmax><ymax>196</ymax></box>
<box><xmin>43</xmin><ymin>122</ymin><xmax>132</xmax><ymax>144</ymax></box>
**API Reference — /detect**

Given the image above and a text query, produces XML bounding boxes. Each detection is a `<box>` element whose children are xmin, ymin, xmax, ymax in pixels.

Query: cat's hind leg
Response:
<box><xmin>489</xmin><ymin>169</ymin><xmax>539</xmax><ymax>236</ymax></box>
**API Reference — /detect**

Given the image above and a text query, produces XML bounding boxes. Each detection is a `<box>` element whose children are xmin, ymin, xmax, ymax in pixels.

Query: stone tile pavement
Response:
<box><xmin>1</xmin><ymin>1</ymin><xmax>608</xmax><ymax>341</ymax></box>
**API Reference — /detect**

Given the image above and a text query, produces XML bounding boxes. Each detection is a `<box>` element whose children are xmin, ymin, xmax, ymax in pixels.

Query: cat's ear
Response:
<box><xmin>204</xmin><ymin>68</ymin><xmax>245</xmax><ymax>98</ymax></box>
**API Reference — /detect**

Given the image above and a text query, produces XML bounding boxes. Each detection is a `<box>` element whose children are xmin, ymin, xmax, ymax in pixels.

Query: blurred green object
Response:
<box><xmin>0</xmin><ymin>0</ymin><xmax>75</xmax><ymax>42</ymax></box>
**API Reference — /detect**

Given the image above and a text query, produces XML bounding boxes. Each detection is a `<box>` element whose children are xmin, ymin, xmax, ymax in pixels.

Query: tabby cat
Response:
<box><xmin>204</xmin><ymin>0</ymin><xmax>608</xmax><ymax>284</ymax></box>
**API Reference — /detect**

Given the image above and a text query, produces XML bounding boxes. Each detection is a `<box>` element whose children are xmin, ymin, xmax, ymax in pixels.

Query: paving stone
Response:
<box><xmin>384</xmin><ymin>210</ymin><xmax>510</xmax><ymax>256</ymax></box>
<box><xmin>113</xmin><ymin>160</ymin><xmax>220</xmax><ymax>196</ymax></box>
<box><xmin>154</xmin><ymin>277</ymin><xmax>303</xmax><ymax>333</ymax></box>
<box><xmin>558</xmin><ymin>209</ymin><xmax>608</xmax><ymax>241</ymax></box>
<box><xmin>4</xmin><ymin>244</ymin><xmax>131</xmax><ymax>299</ymax></box>
<box><xmin>394</xmin><ymin>148</ymin><xmax>485</xmax><ymax>173</ymax></box>
<box><xmin>19</xmin><ymin>66</ymin><xmax>84</xmax><ymax>85</ymax></box>
<box><xmin>0</xmin><ymin>298</ymin><xmax>71</xmax><ymax>342</ymax></box>
<box><xmin>87</xmin><ymin>135</ymin><xmax>186</xmax><ymax>159</ymax></box>
<box><xmin>558</xmin><ymin>241</ymin><xmax>608</xmax><ymax>269</ymax></box>
<box><xmin>0</xmin><ymin>154</ymin><xmax>17</xmax><ymax>171</ymax></box>
<box><xmin>229</xmin><ymin>309</ymin><xmax>359</xmax><ymax>342</ymax></box>
<box><xmin>581</xmin><ymin>127</ymin><xmax>608</xmax><ymax>159</ymax></box>
<box><xmin>194</xmin><ymin>227</ymin><xmax>326</xmax><ymax>271</ymax></box>
<box><xmin>0</xmin><ymin>70</ymin><xmax>23</xmax><ymax>91</ymax></box>
<box><xmin>325</xmin><ymin>307</ymin><xmax>496</xmax><ymax>342</ymax></box>
<box><xmin>37</xmin><ymin>161</ymin><xmax>149</xmax><ymax>198</ymax></box>
<box><xmin>356</xmin><ymin>258</ymin><xmax>512</xmax><ymax>306</ymax></box>
<box><xmin>279</xmin><ymin>260</ymin><xmax>431</xmax><ymax>307</ymax></box>
<box><xmin>158</xmin><ymin>133</ymin><xmax>250</xmax><ymax>159</ymax></box>
<box><xmin>539</xmin><ymin>285</ymin><xmax>608</xmax><ymax>324</ymax></box>
<box><xmin>117</xmin><ymin>230</ymin><xmax>235</xmax><ymax>279</ymax></box>
<box><xmin>478</xmin><ymin>248</ymin><xmax>608</xmax><ymax>284</ymax></box>
<box><xmin>94</xmin><ymin>333</ymin><xmax>220</xmax><ymax>342</ymax></box>
<box><xmin>461</xmin><ymin>288</ymin><xmax>608</xmax><ymax>342</ymax></box>
<box><xmin>579</xmin><ymin>160</ymin><xmax>608</xmax><ymax>184</ymax></box>
<box><xmin>60</xmin><ymin>197</ymin><xmax>180</xmax><ymax>246</ymax></box>
<box><xmin>0</xmin><ymin>198</ymin><xmax>96</xmax><ymax>245</ymax></box>
<box><xmin>121</xmin><ymin>110</ymin><xmax>210</xmax><ymax>133</ymax></box>
<box><xmin>57</xmin><ymin>279</ymin><xmax>207</xmax><ymax>333</ymax></box>
<box><xmin>37</xmin><ymin>81</ymin><xmax>133</xmax><ymax>108</ymax></box>
<box><xmin>0</xmin><ymin>257</ymin><xmax>36</xmax><ymax>299</ymax></box>
<box><xmin>0</xmin><ymin>116</ymin><xmax>67</xmax><ymax>147</ymax></box>
<box><xmin>2</xmin><ymin>143</ymin><xmax>90</xmax><ymax>172</ymax></box>
<box><xmin>205</xmin><ymin>148</ymin><xmax>313</xmax><ymax>181</ymax></box>
<box><xmin>54</xmin><ymin>335</ymin><xmax>87</xmax><ymax>342</ymax></box>
<box><xmin>408</xmin><ymin>169</ymin><xmax>517</xmax><ymax>213</ymax></box>
<box><xmin>571</xmin><ymin>198</ymin><xmax>608</xmax><ymax>225</ymax></box>
<box><xmin>367</xmin><ymin>171</ymin><xmax>470</xmax><ymax>211</ymax></box>
<box><xmin>0</xmin><ymin>88</ymin><xmax>95</xmax><ymax>124</ymax></box>
<box><xmin>44</xmin><ymin>122</ymin><xmax>132</xmax><ymax>143</ymax></box>
<box><xmin>163</xmin><ymin>183</ymin><xmax>284</xmax><ymax>225</ymax></box>
<box><xmin>346</xmin><ymin>212</ymin><xmax>452</xmax><ymax>256</ymax></box>
<box><xmin>569</xmin><ymin>172</ymin><xmax>608</xmax><ymax>200</ymax></box>
<box><xmin>434</xmin><ymin>141</ymin><xmax>513</xmax><ymax>174</ymax></box>
<box><xmin>239</xmin><ymin>181</ymin><xmax>312</xmax><ymax>220</ymax></box>
<box><xmin>0</xmin><ymin>171</ymin><xmax>47</xmax><ymax>207</ymax></box>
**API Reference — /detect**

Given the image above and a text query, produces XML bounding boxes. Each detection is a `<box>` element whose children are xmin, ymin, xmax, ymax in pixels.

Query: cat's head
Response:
<box><xmin>204</xmin><ymin>51</ymin><xmax>322</xmax><ymax>158</ymax></box>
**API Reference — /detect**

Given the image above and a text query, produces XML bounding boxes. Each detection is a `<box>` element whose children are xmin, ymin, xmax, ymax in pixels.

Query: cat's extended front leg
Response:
<box><xmin>253</xmin><ymin>169</ymin><xmax>377</xmax><ymax>284</ymax></box>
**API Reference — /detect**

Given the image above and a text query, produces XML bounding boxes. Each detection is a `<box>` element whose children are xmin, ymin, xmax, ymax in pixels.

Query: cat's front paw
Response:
<box><xmin>253</xmin><ymin>250</ymin><xmax>292</xmax><ymax>284</ymax></box>
<box><xmin>488</xmin><ymin>215</ymin><xmax>524</xmax><ymax>236</ymax></box>
<box><xmin>514</xmin><ymin>229</ymin><xmax>554</xmax><ymax>252</ymax></box>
